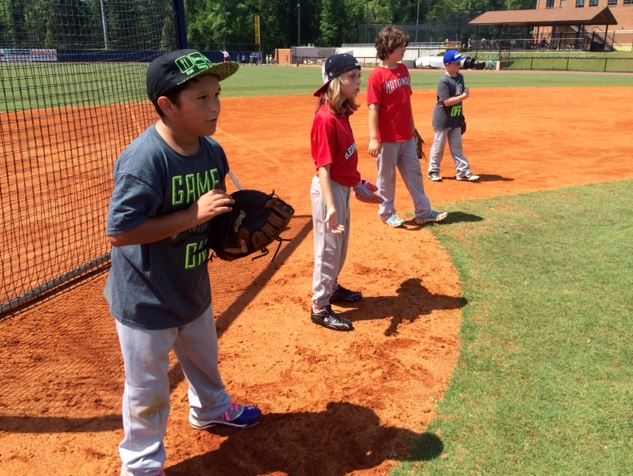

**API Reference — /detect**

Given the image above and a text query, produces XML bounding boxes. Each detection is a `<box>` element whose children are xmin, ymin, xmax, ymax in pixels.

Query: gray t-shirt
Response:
<box><xmin>105</xmin><ymin>126</ymin><xmax>228</xmax><ymax>330</ymax></box>
<box><xmin>432</xmin><ymin>73</ymin><xmax>466</xmax><ymax>130</ymax></box>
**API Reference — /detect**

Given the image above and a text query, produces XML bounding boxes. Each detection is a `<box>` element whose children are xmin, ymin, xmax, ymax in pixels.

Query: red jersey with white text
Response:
<box><xmin>310</xmin><ymin>104</ymin><xmax>361</xmax><ymax>187</ymax></box>
<box><xmin>366</xmin><ymin>63</ymin><xmax>414</xmax><ymax>143</ymax></box>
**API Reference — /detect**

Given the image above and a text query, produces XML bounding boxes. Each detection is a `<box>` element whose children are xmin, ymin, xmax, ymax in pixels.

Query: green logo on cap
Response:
<box><xmin>175</xmin><ymin>52</ymin><xmax>212</xmax><ymax>78</ymax></box>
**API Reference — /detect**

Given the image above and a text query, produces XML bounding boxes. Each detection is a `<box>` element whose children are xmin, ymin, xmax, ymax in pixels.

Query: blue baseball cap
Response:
<box><xmin>443</xmin><ymin>49</ymin><xmax>464</xmax><ymax>65</ymax></box>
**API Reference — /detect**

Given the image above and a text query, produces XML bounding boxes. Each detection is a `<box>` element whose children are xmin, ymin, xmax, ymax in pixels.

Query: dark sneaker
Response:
<box><xmin>190</xmin><ymin>403</ymin><xmax>262</xmax><ymax>429</ymax></box>
<box><xmin>311</xmin><ymin>305</ymin><xmax>354</xmax><ymax>331</ymax></box>
<box><xmin>330</xmin><ymin>285</ymin><xmax>363</xmax><ymax>303</ymax></box>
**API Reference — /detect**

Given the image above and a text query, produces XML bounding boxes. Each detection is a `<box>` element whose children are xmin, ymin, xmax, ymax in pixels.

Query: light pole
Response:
<box><xmin>415</xmin><ymin>0</ymin><xmax>420</xmax><ymax>43</ymax></box>
<box><xmin>297</xmin><ymin>2</ymin><xmax>301</xmax><ymax>46</ymax></box>
<box><xmin>366</xmin><ymin>0</ymin><xmax>369</xmax><ymax>43</ymax></box>
<box><xmin>99</xmin><ymin>0</ymin><xmax>108</xmax><ymax>49</ymax></box>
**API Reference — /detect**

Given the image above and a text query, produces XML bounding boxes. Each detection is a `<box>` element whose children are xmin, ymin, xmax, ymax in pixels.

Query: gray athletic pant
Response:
<box><xmin>311</xmin><ymin>175</ymin><xmax>351</xmax><ymax>310</ymax></box>
<box><xmin>116</xmin><ymin>306</ymin><xmax>231</xmax><ymax>476</ymax></box>
<box><xmin>428</xmin><ymin>128</ymin><xmax>472</xmax><ymax>178</ymax></box>
<box><xmin>376</xmin><ymin>138</ymin><xmax>432</xmax><ymax>221</ymax></box>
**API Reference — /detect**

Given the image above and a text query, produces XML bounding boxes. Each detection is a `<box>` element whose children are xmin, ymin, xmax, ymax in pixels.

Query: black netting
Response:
<box><xmin>0</xmin><ymin>0</ymin><xmax>177</xmax><ymax>316</ymax></box>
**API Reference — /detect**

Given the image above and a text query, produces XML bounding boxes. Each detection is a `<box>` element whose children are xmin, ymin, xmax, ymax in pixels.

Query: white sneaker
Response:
<box><xmin>415</xmin><ymin>211</ymin><xmax>448</xmax><ymax>225</ymax></box>
<box><xmin>385</xmin><ymin>215</ymin><xmax>405</xmax><ymax>228</ymax></box>
<box><xmin>428</xmin><ymin>172</ymin><xmax>442</xmax><ymax>182</ymax></box>
<box><xmin>456</xmin><ymin>173</ymin><xmax>480</xmax><ymax>182</ymax></box>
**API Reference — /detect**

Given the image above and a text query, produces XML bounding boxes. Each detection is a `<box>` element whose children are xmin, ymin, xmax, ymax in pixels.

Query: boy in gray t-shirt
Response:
<box><xmin>105</xmin><ymin>49</ymin><xmax>261</xmax><ymax>476</ymax></box>
<box><xmin>428</xmin><ymin>50</ymin><xmax>480</xmax><ymax>182</ymax></box>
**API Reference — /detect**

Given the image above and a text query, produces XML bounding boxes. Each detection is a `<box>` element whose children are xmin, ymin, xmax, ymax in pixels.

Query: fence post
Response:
<box><xmin>566</xmin><ymin>57</ymin><xmax>569</xmax><ymax>71</ymax></box>
<box><xmin>530</xmin><ymin>57</ymin><xmax>534</xmax><ymax>70</ymax></box>
<box><xmin>173</xmin><ymin>0</ymin><xmax>188</xmax><ymax>49</ymax></box>
<box><xmin>604</xmin><ymin>58</ymin><xmax>607</xmax><ymax>73</ymax></box>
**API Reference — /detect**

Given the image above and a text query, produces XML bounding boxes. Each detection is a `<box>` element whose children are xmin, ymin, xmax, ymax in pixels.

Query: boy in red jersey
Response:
<box><xmin>367</xmin><ymin>26</ymin><xmax>447</xmax><ymax>228</ymax></box>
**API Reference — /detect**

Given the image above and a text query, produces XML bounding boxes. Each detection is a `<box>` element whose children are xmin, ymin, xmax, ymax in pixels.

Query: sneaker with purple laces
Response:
<box><xmin>190</xmin><ymin>403</ymin><xmax>262</xmax><ymax>429</ymax></box>
<box><xmin>415</xmin><ymin>211</ymin><xmax>448</xmax><ymax>225</ymax></box>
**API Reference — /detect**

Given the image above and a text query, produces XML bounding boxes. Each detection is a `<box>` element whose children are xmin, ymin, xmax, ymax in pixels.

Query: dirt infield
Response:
<box><xmin>1</xmin><ymin>87</ymin><xmax>632</xmax><ymax>476</ymax></box>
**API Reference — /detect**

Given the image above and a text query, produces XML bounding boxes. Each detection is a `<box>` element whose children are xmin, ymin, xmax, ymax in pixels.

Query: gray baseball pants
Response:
<box><xmin>116</xmin><ymin>306</ymin><xmax>231</xmax><ymax>475</ymax></box>
<box><xmin>428</xmin><ymin>127</ymin><xmax>472</xmax><ymax>178</ymax></box>
<box><xmin>310</xmin><ymin>175</ymin><xmax>351</xmax><ymax>310</ymax></box>
<box><xmin>376</xmin><ymin>138</ymin><xmax>432</xmax><ymax>221</ymax></box>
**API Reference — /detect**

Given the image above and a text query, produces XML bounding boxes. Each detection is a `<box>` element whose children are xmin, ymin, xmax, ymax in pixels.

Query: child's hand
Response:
<box><xmin>194</xmin><ymin>189</ymin><xmax>234</xmax><ymax>224</ymax></box>
<box><xmin>368</xmin><ymin>138</ymin><xmax>381</xmax><ymax>157</ymax></box>
<box><xmin>462</xmin><ymin>87</ymin><xmax>470</xmax><ymax>99</ymax></box>
<box><xmin>325</xmin><ymin>207</ymin><xmax>345</xmax><ymax>234</ymax></box>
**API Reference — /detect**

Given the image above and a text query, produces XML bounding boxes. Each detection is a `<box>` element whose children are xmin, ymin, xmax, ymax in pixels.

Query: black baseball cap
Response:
<box><xmin>313</xmin><ymin>53</ymin><xmax>361</xmax><ymax>97</ymax></box>
<box><xmin>146</xmin><ymin>49</ymin><xmax>239</xmax><ymax>102</ymax></box>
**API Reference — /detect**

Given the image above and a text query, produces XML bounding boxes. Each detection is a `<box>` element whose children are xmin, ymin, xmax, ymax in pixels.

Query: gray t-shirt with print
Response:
<box><xmin>432</xmin><ymin>73</ymin><xmax>466</xmax><ymax>130</ymax></box>
<box><xmin>105</xmin><ymin>126</ymin><xmax>228</xmax><ymax>330</ymax></box>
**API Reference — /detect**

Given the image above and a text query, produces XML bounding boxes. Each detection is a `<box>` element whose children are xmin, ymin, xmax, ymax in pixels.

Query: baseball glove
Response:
<box><xmin>414</xmin><ymin>128</ymin><xmax>426</xmax><ymax>160</ymax></box>
<box><xmin>461</xmin><ymin>121</ymin><xmax>467</xmax><ymax>135</ymax></box>
<box><xmin>353</xmin><ymin>179</ymin><xmax>383</xmax><ymax>204</ymax></box>
<box><xmin>208</xmin><ymin>190</ymin><xmax>295</xmax><ymax>261</ymax></box>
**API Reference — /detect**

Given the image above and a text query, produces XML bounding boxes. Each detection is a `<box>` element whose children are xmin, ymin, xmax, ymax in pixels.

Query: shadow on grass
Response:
<box><xmin>442</xmin><ymin>174</ymin><xmax>514</xmax><ymax>182</ymax></box>
<box><xmin>442</xmin><ymin>211</ymin><xmax>484</xmax><ymax>225</ymax></box>
<box><xmin>403</xmin><ymin>211</ymin><xmax>483</xmax><ymax>230</ymax></box>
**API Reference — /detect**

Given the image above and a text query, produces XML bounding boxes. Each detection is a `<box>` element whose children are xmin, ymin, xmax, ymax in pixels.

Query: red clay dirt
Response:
<box><xmin>1</xmin><ymin>86</ymin><xmax>632</xmax><ymax>476</ymax></box>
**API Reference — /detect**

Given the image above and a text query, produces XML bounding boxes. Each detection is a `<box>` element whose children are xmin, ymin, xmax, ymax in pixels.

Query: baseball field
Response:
<box><xmin>1</xmin><ymin>66</ymin><xmax>632</xmax><ymax>475</ymax></box>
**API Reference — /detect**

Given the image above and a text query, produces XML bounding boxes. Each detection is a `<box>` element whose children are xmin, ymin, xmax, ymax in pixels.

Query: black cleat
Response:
<box><xmin>330</xmin><ymin>285</ymin><xmax>363</xmax><ymax>304</ymax></box>
<box><xmin>311</xmin><ymin>305</ymin><xmax>354</xmax><ymax>331</ymax></box>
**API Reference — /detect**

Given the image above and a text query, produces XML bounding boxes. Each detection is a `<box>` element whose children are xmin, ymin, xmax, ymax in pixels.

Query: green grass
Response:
<box><xmin>394</xmin><ymin>181</ymin><xmax>633</xmax><ymax>475</ymax></box>
<box><xmin>477</xmin><ymin>50</ymin><xmax>633</xmax><ymax>59</ymax></box>
<box><xmin>473</xmin><ymin>50</ymin><xmax>633</xmax><ymax>73</ymax></box>
<box><xmin>2</xmin><ymin>61</ymin><xmax>633</xmax><ymax>112</ymax></box>
<box><xmin>0</xmin><ymin>62</ymin><xmax>148</xmax><ymax>112</ymax></box>
<box><xmin>409</xmin><ymin>68</ymin><xmax>633</xmax><ymax>88</ymax></box>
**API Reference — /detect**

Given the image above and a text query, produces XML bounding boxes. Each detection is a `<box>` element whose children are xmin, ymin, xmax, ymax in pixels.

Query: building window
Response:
<box><xmin>623</xmin><ymin>0</ymin><xmax>632</xmax><ymax>4</ymax></box>
<box><xmin>607</xmin><ymin>0</ymin><xmax>616</xmax><ymax>5</ymax></box>
<box><xmin>589</xmin><ymin>0</ymin><xmax>599</xmax><ymax>5</ymax></box>
<box><xmin>546</xmin><ymin>0</ymin><xmax>555</xmax><ymax>6</ymax></box>
<box><xmin>576</xmin><ymin>0</ymin><xmax>584</xmax><ymax>6</ymax></box>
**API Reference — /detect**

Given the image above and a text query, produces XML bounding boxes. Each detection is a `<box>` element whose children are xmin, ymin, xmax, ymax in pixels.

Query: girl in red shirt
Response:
<box><xmin>310</xmin><ymin>54</ymin><xmax>382</xmax><ymax>331</ymax></box>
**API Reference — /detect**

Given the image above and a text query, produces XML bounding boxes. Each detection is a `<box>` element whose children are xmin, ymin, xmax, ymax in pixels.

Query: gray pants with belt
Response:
<box><xmin>310</xmin><ymin>175</ymin><xmax>351</xmax><ymax>310</ymax></box>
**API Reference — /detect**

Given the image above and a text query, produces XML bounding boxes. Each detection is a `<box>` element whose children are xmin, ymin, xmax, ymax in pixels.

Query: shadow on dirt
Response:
<box><xmin>168</xmin><ymin>401</ymin><xmax>443</xmax><ymax>476</ymax></box>
<box><xmin>338</xmin><ymin>277</ymin><xmax>466</xmax><ymax>336</ymax></box>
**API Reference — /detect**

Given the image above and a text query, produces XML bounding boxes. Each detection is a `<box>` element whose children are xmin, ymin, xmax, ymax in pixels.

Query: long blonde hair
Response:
<box><xmin>316</xmin><ymin>76</ymin><xmax>359</xmax><ymax>116</ymax></box>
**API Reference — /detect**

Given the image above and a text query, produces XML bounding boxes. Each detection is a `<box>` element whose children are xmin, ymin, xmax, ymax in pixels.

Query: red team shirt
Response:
<box><xmin>311</xmin><ymin>104</ymin><xmax>361</xmax><ymax>187</ymax></box>
<box><xmin>366</xmin><ymin>63</ymin><xmax>414</xmax><ymax>143</ymax></box>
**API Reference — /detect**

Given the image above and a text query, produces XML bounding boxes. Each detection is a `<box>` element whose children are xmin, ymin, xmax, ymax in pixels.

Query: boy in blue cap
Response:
<box><xmin>105</xmin><ymin>49</ymin><xmax>261</xmax><ymax>476</ymax></box>
<box><xmin>428</xmin><ymin>49</ymin><xmax>479</xmax><ymax>182</ymax></box>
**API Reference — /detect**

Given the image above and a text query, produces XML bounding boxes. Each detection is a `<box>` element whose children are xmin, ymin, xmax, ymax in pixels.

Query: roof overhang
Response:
<box><xmin>469</xmin><ymin>7</ymin><xmax>617</xmax><ymax>27</ymax></box>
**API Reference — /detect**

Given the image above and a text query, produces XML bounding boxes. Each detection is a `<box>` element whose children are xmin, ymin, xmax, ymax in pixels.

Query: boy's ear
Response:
<box><xmin>157</xmin><ymin>96</ymin><xmax>176</xmax><ymax>116</ymax></box>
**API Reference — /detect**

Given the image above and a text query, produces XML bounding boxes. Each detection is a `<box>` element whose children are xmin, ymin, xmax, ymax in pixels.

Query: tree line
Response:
<box><xmin>0</xmin><ymin>0</ymin><xmax>534</xmax><ymax>53</ymax></box>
